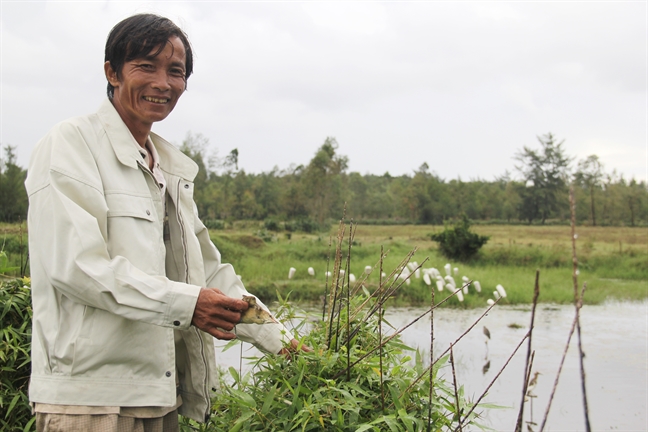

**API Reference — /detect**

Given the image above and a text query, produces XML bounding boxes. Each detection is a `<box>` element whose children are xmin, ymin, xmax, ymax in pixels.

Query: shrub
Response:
<box><xmin>0</xmin><ymin>278</ymin><xmax>34</xmax><ymax>431</ymax></box>
<box><xmin>430</xmin><ymin>214</ymin><xmax>490</xmax><ymax>261</ymax></box>
<box><xmin>203</xmin><ymin>219</ymin><xmax>225</xmax><ymax>230</ymax></box>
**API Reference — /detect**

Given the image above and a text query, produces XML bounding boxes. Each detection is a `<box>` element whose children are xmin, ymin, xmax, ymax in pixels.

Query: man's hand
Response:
<box><xmin>279</xmin><ymin>338</ymin><xmax>313</xmax><ymax>359</ymax></box>
<box><xmin>191</xmin><ymin>288</ymin><xmax>249</xmax><ymax>340</ymax></box>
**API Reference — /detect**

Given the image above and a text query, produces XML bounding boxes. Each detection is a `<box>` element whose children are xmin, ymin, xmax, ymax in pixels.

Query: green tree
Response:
<box><xmin>514</xmin><ymin>133</ymin><xmax>572</xmax><ymax>224</ymax></box>
<box><xmin>0</xmin><ymin>145</ymin><xmax>28</xmax><ymax>223</ymax></box>
<box><xmin>573</xmin><ymin>155</ymin><xmax>604</xmax><ymax>226</ymax></box>
<box><xmin>302</xmin><ymin>137</ymin><xmax>348</xmax><ymax>223</ymax></box>
<box><xmin>430</xmin><ymin>214</ymin><xmax>490</xmax><ymax>261</ymax></box>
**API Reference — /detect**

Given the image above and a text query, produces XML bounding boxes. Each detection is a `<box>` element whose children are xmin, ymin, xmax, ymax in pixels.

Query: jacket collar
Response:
<box><xmin>97</xmin><ymin>98</ymin><xmax>198</xmax><ymax>181</ymax></box>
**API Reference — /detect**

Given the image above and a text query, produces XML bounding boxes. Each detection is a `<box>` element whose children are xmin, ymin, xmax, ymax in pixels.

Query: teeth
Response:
<box><xmin>144</xmin><ymin>96</ymin><xmax>168</xmax><ymax>103</ymax></box>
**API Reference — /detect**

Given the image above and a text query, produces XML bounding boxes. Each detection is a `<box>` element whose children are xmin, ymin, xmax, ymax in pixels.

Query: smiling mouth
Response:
<box><xmin>143</xmin><ymin>96</ymin><xmax>170</xmax><ymax>104</ymax></box>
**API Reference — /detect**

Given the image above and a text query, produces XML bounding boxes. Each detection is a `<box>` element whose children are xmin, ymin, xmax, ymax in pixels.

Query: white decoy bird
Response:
<box><xmin>308</xmin><ymin>267</ymin><xmax>315</xmax><ymax>276</ymax></box>
<box><xmin>496</xmin><ymin>284</ymin><xmax>507</xmax><ymax>298</ymax></box>
<box><xmin>423</xmin><ymin>273</ymin><xmax>432</xmax><ymax>286</ymax></box>
<box><xmin>288</xmin><ymin>267</ymin><xmax>296</xmax><ymax>279</ymax></box>
<box><xmin>436</xmin><ymin>280</ymin><xmax>445</xmax><ymax>292</ymax></box>
<box><xmin>486</xmin><ymin>298</ymin><xmax>495</xmax><ymax>306</ymax></box>
<box><xmin>364</xmin><ymin>265</ymin><xmax>372</xmax><ymax>275</ymax></box>
<box><xmin>444</xmin><ymin>263</ymin><xmax>451</xmax><ymax>276</ymax></box>
<box><xmin>349</xmin><ymin>273</ymin><xmax>356</xmax><ymax>284</ymax></box>
<box><xmin>474</xmin><ymin>281</ymin><xmax>482</xmax><ymax>293</ymax></box>
<box><xmin>493</xmin><ymin>290</ymin><xmax>501</xmax><ymax>300</ymax></box>
<box><xmin>453</xmin><ymin>267</ymin><xmax>459</xmax><ymax>276</ymax></box>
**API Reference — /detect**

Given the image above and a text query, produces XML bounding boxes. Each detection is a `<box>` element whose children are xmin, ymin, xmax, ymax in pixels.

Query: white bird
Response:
<box><xmin>463</xmin><ymin>286</ymin><xmax>469</xmax><ymax>295</ymax></box>
<box><xmin>414</xmin><ymin>268</ymin><xmax>421</xmax><ymax>279</ymax></box>
<box><xmin>456</xmin><ymin>290</ymin><xmax>464</xmax><ymax>302</ymax></box>
<box><xmin>288</xmin><ymin>267</ymin><xmax>296</xmax><ymax>279</ymax></box>
<box><xmin>436</xmin><ymin>280</ymin><xmax>445</xmax><ymax>292</ymax></box>
<box><xmin>445</xmin><ymin>283</ymin><xmax>454</xmax><ymax>291</ymax></box>
<box><xmin>444</xmin><ymin>275</ymin><xmax>456</xmax><ymax>288</ymax></box>
<box><xmin>461</xmin><ymin>276</ymin><xmax>469</xmax><ymax>283</ymax></box>
<box><xmin>444</xmin><ymin>263</ymin><xmax>451</xmax><ymax>276</ymax></box>
<box><xmin>474</xmin><ymin>281</ymin><xmax>482</xmax><ymax>293</ymax></box>
<box><xmin>486</xmin><ymin>298</ymin><xmax>495</xmax><ymax>306</ymax></box>
<box><xmin>308</xmin><ymin>267</ymin><xmax>315</xmax><ymax>276</ymax></box>
<box><xmin>493</xmin><ymin>290</ymin><xmax>501</xmax><ymax>300</ymax></box>
<box><xmin>453</xmin><ymin>267</ymin><xmax>459</xmax><ymax>276</ymax></box>
<box><xmin>423</xmin><ymin>273</ymin><xmax>432</xmax><ymax>286</ymax></box>
<box><xmin>496</xmin><ymin>284</ymin><xmax>507</xmax><ymax>298</ymax></box>
<box><xmin>364</xmin><ymin>265</ymin><xmax>372</xmax><ymax>275</ymax></box>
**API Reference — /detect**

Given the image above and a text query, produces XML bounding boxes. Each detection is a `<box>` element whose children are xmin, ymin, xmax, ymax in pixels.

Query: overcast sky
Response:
<box><xmin>1</xmin><ymin>1</ymin><xmax>646</xmax><ymax>182</ymax></box>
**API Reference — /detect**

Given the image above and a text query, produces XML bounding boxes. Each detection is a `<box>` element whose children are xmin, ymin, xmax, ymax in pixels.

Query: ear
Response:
<box><xmin>104</xmin><ymin>61</ymin><xmax>120</xmax><ymax>87</ymax></box>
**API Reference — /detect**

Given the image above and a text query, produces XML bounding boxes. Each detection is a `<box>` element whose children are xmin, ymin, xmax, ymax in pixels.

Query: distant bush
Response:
<box><xmin>430</xmin><ymin>214</ymin><xmax>490</xmax><ymax>261</ymax></box>
<box><xmin>0</xmin><ymin>278</ymin><xmax>34</xmax><ymax>431</ymax></box>
<box><xmin>204</xmin><ymin>219</ymin><xmax>226</xmax><ymax>230</ymax></box>
<box><xmin>284</xmin><ymin>218</ymin><xmax>326</xmax><ymax>234</ymax></box>
<box><xmin>263</xmin><ymin>218</ymin><xmax>281</xmax><ymax>232</ymax></box>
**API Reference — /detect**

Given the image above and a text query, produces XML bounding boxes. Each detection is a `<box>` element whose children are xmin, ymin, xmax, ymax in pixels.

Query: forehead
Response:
<box><xmin>142</xmin><ymin>36</ymin><xmax>186</xmax><ymax>65</ymax></box>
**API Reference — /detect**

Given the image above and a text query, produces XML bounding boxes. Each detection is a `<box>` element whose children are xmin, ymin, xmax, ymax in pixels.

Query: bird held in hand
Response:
<box><xmin>240</xmin><ymin>296</ymin><xmax>279</xmax><ymax>324</ymax></box>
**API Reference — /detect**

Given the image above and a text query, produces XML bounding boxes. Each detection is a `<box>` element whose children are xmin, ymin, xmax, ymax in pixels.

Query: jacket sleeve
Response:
<box><xmin>192</xmin><ymin>208</ymin><xmax>292</xmax><ymax>354</ymax></box>
<box><xmin>26</xmin><ymin>121</ymin><xmax>201</xmax><ymax>329</ymax></box>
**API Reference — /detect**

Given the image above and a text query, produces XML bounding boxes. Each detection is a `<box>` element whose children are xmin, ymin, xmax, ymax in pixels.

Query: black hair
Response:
<box><xmin>104</xmin><ymin>14</ymin><xmax>193</xmax><ymax>98</ymax></box>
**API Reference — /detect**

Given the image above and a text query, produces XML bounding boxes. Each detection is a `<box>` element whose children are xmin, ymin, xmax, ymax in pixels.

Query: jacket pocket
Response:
<box><xmin>106</xmin><ymin>193</ymin><xmax>156</xmax><ymax>221</ymax></box>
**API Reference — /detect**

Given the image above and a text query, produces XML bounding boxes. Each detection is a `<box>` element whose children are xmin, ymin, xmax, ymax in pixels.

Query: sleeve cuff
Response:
<box><xmin>165</xmin><ymin>282</ymin><xmax>202</xmax><ymax>330</ymax></box>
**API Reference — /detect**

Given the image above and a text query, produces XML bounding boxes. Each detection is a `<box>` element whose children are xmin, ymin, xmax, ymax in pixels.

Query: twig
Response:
<box><xmin>379</xmin><ymin>246</ymin><xmax>385</xmax><ymax>414</ymax></box>
<box><xmin>450</xmin><ymin>344</ymin><xmax>462</xmax><ymax>432</ymax></box>
<box><xmin>515</xmin><ymin>270</ymin><xmax>541</xmax><ymax>431</ymax></box>
<box><xmin>427</xmin><ymin>272</ymin><xmax>435</xmax><ymax>432</ymax></box>
<box><xmin>322</xmin><ymin>235</ymin><xmax>332</xmax><ymax>321</ymax></box>
<box><xmin>539</xmin><ymin>282</ymin><xmax>587</xmax><ymax>432</ymax></box>
<box><xmin>345</xmin><ymin>220</ymin><xmax>354</xmax><ymax>378</ymax></box>
<box><xmin>456</xmin><ymin>331</ymin><xmax>531</xmax><ymax>431</ymax></box>
<box><xmin>569</xmin><ymin>185</ymin><xmax>592</xmax><ymax>432</ymax></box>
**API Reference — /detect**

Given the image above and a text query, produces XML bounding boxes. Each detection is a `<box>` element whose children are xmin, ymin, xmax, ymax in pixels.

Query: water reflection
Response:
<box><xmin>216</xmin><ymin>300</ymin><xmax>647</xmax><ymax>431</ymax></box>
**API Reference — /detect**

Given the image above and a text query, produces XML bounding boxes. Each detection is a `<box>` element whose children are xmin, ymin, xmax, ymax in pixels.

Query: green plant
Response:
<box><xmin>430</xmin><ymin>214</ymin><xmax>490</xmax><ymax>261</ymax></box>
<box><xmin>0</xmin><ymin>278</ymin><xmax>34</xmax><ymax>431</ymax></box>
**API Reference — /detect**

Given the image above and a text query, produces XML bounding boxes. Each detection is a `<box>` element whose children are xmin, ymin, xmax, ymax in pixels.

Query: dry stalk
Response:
<box><xmin>322</xmin><ymin>235</ymin><xmax>332</xmax><ymax>321</ymax></box>
<box><xmin>456</xmin><ymin>330</ymin><xmax>531</xmax><ymax>431</ymax></box>
<box><xmin>379</xmin><ymin>246</ymin><xmax>385</xmax><ymax>414</ymax></box>
<box><xmin>326</xmin><ymin>220</ymin><xmax>346</xmax><ymax>349</ymax></box>
<box><xmin>515</xmin><ymin>270</ymin><xmax>541</xmax><ymax>431</ymax></box>
<box><xmin>539</xmin><ymin>282</ymin><xmax>587</xmax><ymax>432</ymax></box>
<box><xmin>427</xmin><ymin>273</ymin><xmax>435</xmax><ymax>432</ymax></box>
<box><xmin>569</xmin><ymin>185</ymin><xmax>592</xmax><ymax>432</ymax></box>
<box><xmin>450</xmin><ymin>344</ymin><xmax>462</xmax><ymax>432</ymax></box>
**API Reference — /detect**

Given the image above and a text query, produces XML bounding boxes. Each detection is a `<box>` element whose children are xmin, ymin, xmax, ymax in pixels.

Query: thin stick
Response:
<box><xmin>450</xmin><ymin>344</ymin><xmax>462</xmax><ymax>432</ymax></box>
<box><xmin>539</xmin><ymin>282</ymin><xmax>587</xmax><ymax>432</ymax></box>
<box><xmin>456</xmin><ymin>331</ymin><xmax>531</xmax><ymax>431</ymax></box>
<box><xmin>322</xmin><ymin>235</ymin><xmax>332</xmax><ymax>321</ymax></box>
<box><xmin>427</xmin><ymin>273</ymin><xmax>435</xmax><ymax>432</ymax></box>
<box><xmin>515</xmin><ymin>270</ymin><xmax>541</xmax><ymax>431</ymax></box>
<box><xmin>569</xmin><ymin>185</ymin><xmax>592</xmax><ymax>432</ymax></box>
<box><xmin>326</xmin><ymin>220</ymin><xmax>346</xmax><ymax>349</ymax></box>
<box><xmin>345</xmin><ymin>220</ymin><xmax>353</xmax><ymax>378</ymax></box>
<box><xmin>379</xmin><ymin>246</ymin><xmax>385</xmax><ymax>414</ymax></box>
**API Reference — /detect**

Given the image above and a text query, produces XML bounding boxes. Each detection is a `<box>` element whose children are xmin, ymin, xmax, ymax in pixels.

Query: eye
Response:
<box><xmin>169</xmin><ymin>68</ymin><xmax>186</xmax><ymax>78</ymax></box>
<box><xmin>138</xmin><ymin>63</ymin><xmax>155</xmax><ymax>71</ymax></box>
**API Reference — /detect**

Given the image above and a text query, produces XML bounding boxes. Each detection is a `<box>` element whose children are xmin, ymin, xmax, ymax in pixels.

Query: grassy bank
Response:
<box><xmin>1</xmin><ymin>222</ymin><xmax>645</xmax><ymax>306</ymax></box>
<box><xmin>212</xmin><ymin>223</ymin><xmax>647</xmax><ymax>307</ymax></box>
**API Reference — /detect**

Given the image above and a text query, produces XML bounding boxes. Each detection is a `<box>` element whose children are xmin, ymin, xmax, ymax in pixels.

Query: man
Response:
<box><xmin>25</xmin><ymin>14</ymin><xmax>307</xmax><ymax>432</ymax></box>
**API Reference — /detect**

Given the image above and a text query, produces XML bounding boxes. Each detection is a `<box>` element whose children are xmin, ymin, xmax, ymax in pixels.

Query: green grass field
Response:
<box><xmin>211</xmin><ymin>222</ymin><xmax>647</xmax><ymax>307</ymax></box>
<box><xmin>1</xmin><ymin>222</ymin><xmax>645</xmax><ymax>307</ymax></box>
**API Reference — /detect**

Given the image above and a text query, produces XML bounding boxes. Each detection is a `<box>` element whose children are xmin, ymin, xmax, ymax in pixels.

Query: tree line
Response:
<box><xmin>1</xmin><ymin>133</ymin><xmax>646</xmax><ymax>227</ymax></box>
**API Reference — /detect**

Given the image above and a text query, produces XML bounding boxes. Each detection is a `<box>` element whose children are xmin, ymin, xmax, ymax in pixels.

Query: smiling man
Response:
<box><xmin>25</xmin><ymin>14</ymin><xmax>306</xmax><ymax>432</ymax></box>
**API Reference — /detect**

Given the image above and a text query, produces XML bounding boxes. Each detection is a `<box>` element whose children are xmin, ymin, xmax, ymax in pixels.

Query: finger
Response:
<box><xmin>206</xmin><ymin>328</ymin><xmax>238</xmax><ymax>341</ymax></box>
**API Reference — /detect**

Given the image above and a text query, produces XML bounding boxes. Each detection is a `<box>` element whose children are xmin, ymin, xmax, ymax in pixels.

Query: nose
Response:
<box><xmin>151</xmin><ymin>69</ymin><xmax>171</xmax><ymax>92</ymax></box>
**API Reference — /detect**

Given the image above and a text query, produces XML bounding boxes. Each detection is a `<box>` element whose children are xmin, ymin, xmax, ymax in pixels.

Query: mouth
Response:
<box><xmin>143</xmin><ymin>96</ymin><xmax>170</xmax><ymax>104</ymax></box>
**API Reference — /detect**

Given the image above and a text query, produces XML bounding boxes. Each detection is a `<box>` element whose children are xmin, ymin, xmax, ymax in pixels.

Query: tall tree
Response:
<box><xmin>514</xmin><ymin>133</ymin><xmax>572</xmax><ymax>224</ymax></box>
<box><xmin>573</xmin><ymin>155</ymin><xmax>604</xmax><ymax>226</ymax></box>
<box><xmin>0</xmin><ymin>145</ymin><xmax>28</xmax><ymax>222</ymax></box>
<box><xmin>302</xmin><ymin>137</ymin><xmax>348</xmax><ymax>223</ymax></box>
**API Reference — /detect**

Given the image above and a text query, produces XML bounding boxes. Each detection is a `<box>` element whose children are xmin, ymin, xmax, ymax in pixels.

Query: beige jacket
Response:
<box><xmin>25</xmin><ymin>99</ymin><xmax>290</xmax><ymax>422</ymax></box>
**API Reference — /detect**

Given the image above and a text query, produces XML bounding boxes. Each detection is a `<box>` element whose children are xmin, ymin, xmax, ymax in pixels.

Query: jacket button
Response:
<box><xmin>165</xmin><ymin>371</ymin><xmax>172</xmax><ymax>378</ymax></box>
<box><xmin>146</xmin><ymin>210</ymin><xmax>151</xmax><ymax>215</ymax></box>
<box><xmin>173</xmin><ymin>320</ymin><xmax>180</xmax><ymax>326</ymax></box>
<box><xmin>184</xmin><ymin>184</ymin><xmax>190</xmax><ymax>189</ymax></box>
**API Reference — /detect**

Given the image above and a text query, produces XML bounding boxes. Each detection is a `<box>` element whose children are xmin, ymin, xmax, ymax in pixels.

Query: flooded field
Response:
<box><xmin>216</xmin><ymin>300</ymin><xmax>647</xmax><ymax>431</ymax></box>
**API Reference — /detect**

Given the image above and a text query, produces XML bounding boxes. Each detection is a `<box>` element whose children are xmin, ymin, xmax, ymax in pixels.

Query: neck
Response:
<box><xmin>109</xmin><ymin>98</ymin><xmax>151</xmax><ymax>147</ymax></box>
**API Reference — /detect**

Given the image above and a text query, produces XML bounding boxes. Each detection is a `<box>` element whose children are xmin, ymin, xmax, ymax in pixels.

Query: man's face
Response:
<box><xmin>105</xmin><ymin>36</ymin><xmax>186</xmax><ymax>134</ymax></box>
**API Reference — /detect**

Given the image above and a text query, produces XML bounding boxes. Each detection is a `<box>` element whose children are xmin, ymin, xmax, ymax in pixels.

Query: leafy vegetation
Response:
<box><xmin>0</xmin><ymin>278</ymin><xmax>34</xmax><ymax>432</ymax></box>
<box><xmin>180</xmin><ymin>223</ymin><xmax>488</xmax><ymax>432</ymax></box>
<box><xmin>429</xmin><ymin>214</ymin><xmax>489</xmax><ymax>261</ymax></box>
